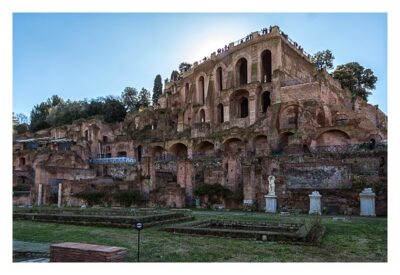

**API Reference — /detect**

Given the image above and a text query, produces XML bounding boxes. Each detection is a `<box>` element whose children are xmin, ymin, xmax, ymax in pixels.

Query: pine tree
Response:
<box><xmin>152</xmin><ymin>74</ymin><xmax>163</xmax><ymax>105</ymax></box>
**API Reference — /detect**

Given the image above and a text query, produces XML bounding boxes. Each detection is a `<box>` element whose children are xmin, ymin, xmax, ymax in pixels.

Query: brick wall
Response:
<box><xmin>50</xmin><ymin>242</ymin><xmax>127</xmax><ymax>262</ymax></box>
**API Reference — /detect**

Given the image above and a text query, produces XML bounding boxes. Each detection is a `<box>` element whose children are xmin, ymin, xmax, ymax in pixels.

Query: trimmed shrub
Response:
<box><xmin>13</xmin><ymin>184</ymin><xmax>32</xmax><ymax>191</ymax></box>
<box><xmin>112</xmin><ymin>190</ymin><xmax>141</xmax><ymax>207</ymax></box>
<box><xmin>75</xmin><ymin>191</ymin><xmax>105</xmax><ymax>206</ymax></box>
<box><xmin>194</xmin><ymin>183</ymin><xmax>232</xmax><ymax>198</ymax></box>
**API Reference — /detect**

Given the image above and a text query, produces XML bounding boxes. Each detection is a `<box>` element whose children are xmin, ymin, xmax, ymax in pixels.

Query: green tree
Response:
<box><xmin>138</xmin><ymin>88</ymin><xmax>151</xmax><ymax>108</ymax></box>
<box><xmin>13</xmin><ymin>112</ymin><xmax>29</xmax><ymax>135</ymax></box>
<box><xmin>332</xmin><ymin>62</ymin><xmax>377</xmax><ymax>101</ymax></box>
<box><xmin>121</xmin><ymin>87</ymin><xmax>139</xmax><ymax>112</ymax></box>
<box><xmin>102</xmin><ymin>96</ymin><xmax>126</xmax><ymax>123</ymax></box>
<box><xmin>170</xmin><ymin>70</ymin><xmax>179</xmax><ymax>81</ymax></box>
<box><xmin>179</xmin><ymin>62</ymin><xmax>192</xmax><ymax>73</ymax></box>
<box><xmin>311</xmin><ymin>49</ymin><xmax>335</xmax><ymax>71</ymax></box>
<box><xmin>152</xmin><ymin>74</ymin><xmax>163</xmax><ymax>105</ymax></box>
<box><xmin>30</xmin><ymin>102</ymin><xmax>51</xmax><ymax>132</ymax></box>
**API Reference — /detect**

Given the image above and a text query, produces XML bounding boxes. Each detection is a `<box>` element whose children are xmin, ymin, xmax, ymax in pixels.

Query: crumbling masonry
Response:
<box><xmin>13</xmin><ymin>26</ymin><xmax>387</xmax><ymax>215</ymax></box>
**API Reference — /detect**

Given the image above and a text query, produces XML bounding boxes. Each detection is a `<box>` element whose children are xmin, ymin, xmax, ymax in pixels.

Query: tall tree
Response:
<box><xmin>121</xmin><ymin>87</ymin><xmax>139</xmax><ymax>112</ymax></box>
<box><xmin>152</xmin><ymin>74</ymin><xmax>163</xmax><ymax>105</ymax></box>
<box><xmin>138</xmin><ymin>88</ymin><xmax>151</xmax><ymax>108</ymax></box>
<box><xmin>30</xmin><ymin>101</ymin><xmax>51</xmax><ymax>132</ymax></box>
<box><xmin>332</xmin><ymin>62</ymin><xmax>377</xmax><ymax>101</ymax></box>
<box><xmin>311</xmin><ymin>49</ymin><xmax>335</xmax><ymax>71</ymax></box>
<box><xmin>170</xmin><ymin>70</ymin><xmax>179</xmax><ymax>81</ymax></box>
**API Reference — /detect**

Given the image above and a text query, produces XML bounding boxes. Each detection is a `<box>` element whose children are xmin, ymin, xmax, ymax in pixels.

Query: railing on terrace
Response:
<box><xmin>167</xmin><ymin>26</ymin><xmax>311</xmax><ymax>86</ymax></box>
<box><xmin>90</xmin><ymin>157</ymin><xmax>137</xmax><ymax>165</ymax></box>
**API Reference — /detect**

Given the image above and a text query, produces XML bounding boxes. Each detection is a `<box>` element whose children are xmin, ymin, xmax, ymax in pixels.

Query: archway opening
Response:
<box><xmin>199</xmin><ymin>109</ymin><xmax>206</xmax><ymax>123</ymax></box>
<box><xmin>217</xmin><ymin>103</ymin><xmax>224</xmax><ymax>124</ymax></box>
<box><xmin>198</xmin><ymin>76</ymin><xmax>205</xmax><ymax>104</ymax></box>
<box><xmin>240</xmin><ymin>97</ymin><xmax>249</xmax><ymax>118</ymax></box>
<box><xmin>261</xmin><ymin>91</ymin><xmax>271</xmax><ymax>113</ymax></box>
<box><xmin>261</xmin><ymin>50</ymin><xmax>272</xmax><ymax>83</ymax></box>
<box><xmin>217</xmin><ymin>67</ymin><xmax>223</xmax><ymax>92</ymax></box>
<box><xmin>237</xmin><ymin>58</ymin><xmax>248</xmax><ymax>85</ymax></box>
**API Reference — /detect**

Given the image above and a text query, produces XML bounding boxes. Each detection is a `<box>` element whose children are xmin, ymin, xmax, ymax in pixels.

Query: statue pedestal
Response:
<box><xmin>264</xmin><ymin>195</ymin><xmax>277</xmax><ymax>213</ymax></box>
<box><xmin>309</xmin><ymin>191</ymin><xmax>322</xmax><ymax>215</ymax></box>
<box><xmin>359</xmin><ymin>188</ymin><xmax>376</xmax><ymax>216</ymax></box>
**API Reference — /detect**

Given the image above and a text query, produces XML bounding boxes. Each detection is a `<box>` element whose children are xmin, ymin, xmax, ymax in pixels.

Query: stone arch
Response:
<box><xmin>196</xmin><ymin>73</ymin><xmax>208</xmax><ymax>105</ymax></box>
<box><xmin>150</xmin><ymin>145</ymin><xmax>164</xmax><ymax>158</ymax></box>
<box><xmin>137</xmin><ymin>145</ymin><xmax>143</xmax><ymax>162</ymax></box>
<box><xmin>195</xmin><ymin>141</ymin><xmax>215</xmax><ymax>155</ymax></box>
<box><xmin>222</xmin><ymin>137</ymin><xmax>244</xmax><ymax>155</ymax></box>
<box><xmin>168</xmin><ymin>143</ymin><xmax>188</xmax><ymax>159</ymax></box>
<box><xmin>216</xmin><ymin>103</ymin><xmax>224</xmax><ymax>124</ymax></box>
<box><xmin>260</xmin><ymin>91</ymin><xmax>271</xmax><ymax>113</ymax></box>
<box><xmin>230</xmin><ymin>89</ymin><xmax>250</xmax><ymax>119</ymax></box>
<box><xmin>279</xmin><ymin>131</ymin><xmax>295</xmax><ymax>151</ymax></box>
<box><xmin>184</xmin><ymin>82</ymin><xmax>190</xmax><ymax>103</ymax></box>
<box><xmin>316</xmin><ymin>130</ymin><xmax>351</xmax><ymax>146</ymax></box>
<box><xmin>279</xmin><ymin>105</ymin><xmax>303</xmax><ymax>130</ymax></box>
<box><xmin>252</xmin><ymin>134</ymin><xmax>269</xmax><ymax>155</ymax></box>
<box><xmin>260</xmin><ymin>49</ymin><xmax>272</xmax><ymax>83</ymax></box>
<box><xmin>199</xmin><ymin>109</ymin><xmax>206</xmax><ymax>123</ymax></box>
<box><xmin>236</xmin><ymin>57</ymin><xmax>248</xmax><ymax>85</ymax></box>
<box><xmin>213</xmin><ymin>62</ymin><xmax>227</xmax><ymax>94</ymax></box>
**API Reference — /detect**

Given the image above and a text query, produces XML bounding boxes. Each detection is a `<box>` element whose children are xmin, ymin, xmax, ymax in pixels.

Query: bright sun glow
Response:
<box><xmin>185</xmin><ymin>23</ymin><xmax>249</xmax><ymax>63</ymax></box>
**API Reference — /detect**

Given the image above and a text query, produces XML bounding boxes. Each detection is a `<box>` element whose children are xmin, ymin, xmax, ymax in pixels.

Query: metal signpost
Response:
<box><xmin>135</xmin><ymin>222</ymin><xmax>143</xmax><ymax>262</ymax></box>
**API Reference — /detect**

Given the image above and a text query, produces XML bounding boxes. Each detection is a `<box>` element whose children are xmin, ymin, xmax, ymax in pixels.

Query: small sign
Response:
<box><xmin>135</xmin><ymin>222</ymin><xmax>143</xmax><ymax>231</ymax></box>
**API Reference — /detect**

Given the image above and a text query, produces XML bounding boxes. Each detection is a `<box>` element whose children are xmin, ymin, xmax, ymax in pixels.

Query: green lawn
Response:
<box><xmin>13</xmin><ymin>210</ymin><xmax>387</xmax><ymax>262</ymax></box>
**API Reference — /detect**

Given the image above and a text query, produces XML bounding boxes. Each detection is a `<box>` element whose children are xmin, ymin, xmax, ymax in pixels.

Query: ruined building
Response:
<box><xmin>13</xmin><ymin>26</ymin><xmax>387</xmax><ymax>215</ymax></box>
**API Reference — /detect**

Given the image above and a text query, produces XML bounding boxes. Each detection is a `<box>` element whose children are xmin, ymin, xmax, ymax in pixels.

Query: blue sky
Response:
<box><xmin>13</xmin><ymin>13</ymin><xmax>387</xmax><ymax>117</ymax></box>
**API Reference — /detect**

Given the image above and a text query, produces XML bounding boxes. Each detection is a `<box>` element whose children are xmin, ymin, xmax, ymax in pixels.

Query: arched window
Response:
<box><xmin>240</xmin><ymin>97</ymin><xmax>249</xmax><ymax>118</ymax></box>
<box><xmin>185</xmin><ymin>83</ymin><xmax>189</xmax><ymax>102</ymax></box>
<box><xmin>261</xmin><ymin>91</ymin><xmax>271</xmax><ymax>113</ymax></box>
<box><xmin>217</xmin><ymin>103</ymin><xmax>224</xmax><ymax>124</ymax></box>
<box><xmin>216</xmin><ymin>67</ymin><xmax>223</xmax><ymax>92</ymax></box>
<box><xmin>261</xmin><ymin>50</ymin><xmax>272</xmax><ymax>83</ymax></box>
<box><xmin>199</xmin><ymin>109</ymin><xmax>205</xmax><ymax>123</ymax></box>
<box><xmin>199</xmin><ymin>76</ymin><xmax>205</xmax><ymax>104</ymax></box>
<box><xmin>236</xmin><ymin>58</ymin><xmax>248</xmax><ymax>85</ymax></box>
<box><xmin>137</xmin><ymin>145</ymin><xmax>142</xmax><ymax>162</ymax></box>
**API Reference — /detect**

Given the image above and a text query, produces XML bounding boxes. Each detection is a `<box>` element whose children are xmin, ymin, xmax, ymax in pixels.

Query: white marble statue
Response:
<box><xmin>268</xmin><ymin>175</ymin><xmax>276</xmax><ymax>195</ymax></box>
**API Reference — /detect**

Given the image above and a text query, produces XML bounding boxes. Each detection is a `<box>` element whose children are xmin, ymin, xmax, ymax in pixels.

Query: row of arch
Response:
<box><xmin>149</xmin><ymin>129</ymin><xmax>357</xmax><ymax>159</ymax></box>
<box><xmin>194</xmin><ymin>90</ymin><xmax>271</xmax><ymax>124</ymax></box>
<box><xmin>183</xmin><ymin>49</ymin><xmax>273</xmax><ymax>106</ymax></box>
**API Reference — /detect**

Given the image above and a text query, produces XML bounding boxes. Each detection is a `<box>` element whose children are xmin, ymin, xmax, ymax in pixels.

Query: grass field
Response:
<box><xmin>13</xmin><ymin>210</ymin><xmax>387</xmax><ymax>262</ymax></box>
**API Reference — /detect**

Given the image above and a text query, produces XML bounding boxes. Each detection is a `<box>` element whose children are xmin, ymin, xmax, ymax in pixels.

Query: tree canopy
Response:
<box><xmin>332</xmin><ymin>62</ymin><xmax>377</xmax><ymax>101</ymax></box>
<box><xmin>311</xmin><ymin>49</ymin><xmax>335</xmax><ymax>71</ymax></box>
<box><xmin>121</xmin><ymin>87</ymin><xmax>139</xmax><ymax>112</ymax></box>
<box><xmin>179</xmin><ymin>62</ymin><xmax>192</xmax><ymax>73</ymax></box>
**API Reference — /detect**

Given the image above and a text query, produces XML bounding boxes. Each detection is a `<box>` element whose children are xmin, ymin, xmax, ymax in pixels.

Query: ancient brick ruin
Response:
<box><xmin>13</xmin><ymin>26</ymin><xmax>387</xmax><ymax>215</ymax></box>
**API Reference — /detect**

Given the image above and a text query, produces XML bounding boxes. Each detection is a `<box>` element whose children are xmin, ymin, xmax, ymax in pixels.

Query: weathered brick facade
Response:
<box><xmin>13</xmin><ymin>26</ymin><xmax>387</xmax><ymax>215</ymax></box>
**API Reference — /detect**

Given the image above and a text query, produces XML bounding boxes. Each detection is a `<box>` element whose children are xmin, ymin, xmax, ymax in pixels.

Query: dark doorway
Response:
<box><xmin>217</xmin><ymin>67</ymin><xmax>223</xmax><ymax>92</ymax></box>
<box><xmin>199</xmin><ymin>76</ymin><xmax>205</xmax><ymax>104</ymax></box>
<box><xmin>240</xmin><ymin>97</ymin><xmax>249</xmax><ymax>118</ymax></box>
<box><xmin>217</xmin><ymin>103</ymin><xmax>224</xmax><ymax>124</ymax></box>
<box><xmin>261</xmin><ymin>91</ymin><xmax>271</xmax><ymax>113</ymax></box>
<box><xmin>237</xmin><ymin>58</ymin><xmax>248</xmax><ymax>85</ymax></box>
<box><xmin>261</xmin><ymin>50</ymin><xmax>272</xmax><ymax>83</ymax></box>
<box><xmin>137</xmin><ymin>145</ymin><xmax>143</xmax><ymax>162</ymax></box>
